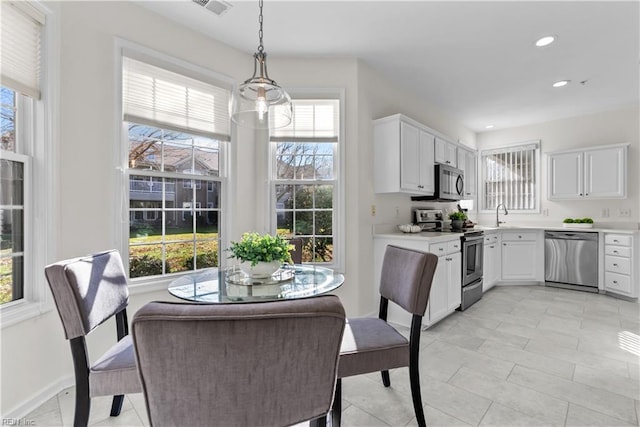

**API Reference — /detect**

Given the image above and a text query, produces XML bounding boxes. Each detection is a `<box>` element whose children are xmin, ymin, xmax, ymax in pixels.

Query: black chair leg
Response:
<box><xmin>70</xmin><ymin>338</ymin><xmax>91</xmax><ymax>427</ymax></box>
<box><xmin>74</xmin><ymin>390</ymin><xmax>90</xmax><ymax>427</ymax></box>
<box><xmin>381</xmin><ymin>370</ymin><xmax>390</xmax><ymax>387</ymax></box>
<box><xmin>309</xmin><ymin>415</ymin><xmax>327</xmax><ymax>427</ymax></box>
<box><xmin>409</xmin><ymin>360</ymin><xmax>426</xmax><ymax>427</ymax></box>
<box><xmin>331</xmin><ymin>378</ymin><xmax>342</xmax><ymax>427</ymax></box>
<box><xmin>110</xmin><ymin>395</ymin><xmax>125</xmax><ymax>416</ymax></box>
<box><xmin>409</xmin><ymin>314</ymin><xmax>426</xmax><ymax>427</ymax></box>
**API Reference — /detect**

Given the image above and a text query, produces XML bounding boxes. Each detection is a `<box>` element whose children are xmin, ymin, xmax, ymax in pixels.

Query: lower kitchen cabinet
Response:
<box><xmin>501</xmin><ymin>231</ymin><xmax>542</xmax><ymax>282</ymax></box>
<box><xmin>603</xmin><ymin>233</ymin><xmax>637</xmax><ymax>298</ymax></box>
<box><xmin>427</xmin><ymin>246</ymin><xmax>461</xmax><ymax>324</ymax></box>
<box><xmin>483</xmin><ymin>232</ymin><xmax>500</xmax><ymax>291</ymax></box>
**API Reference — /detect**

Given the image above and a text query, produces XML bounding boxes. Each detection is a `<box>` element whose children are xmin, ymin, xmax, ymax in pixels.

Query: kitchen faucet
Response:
<box><xmin>495</xmin><ymin>203</ymin><xmax>508</xmax><ymax>227</ymax></box>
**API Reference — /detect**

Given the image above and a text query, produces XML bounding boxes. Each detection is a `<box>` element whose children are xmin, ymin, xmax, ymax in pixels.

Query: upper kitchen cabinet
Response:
<box><xmin>457</xmin><ymin>147</ymin><xmax>477</xmax><ymax>199</ymax></box>
<box><xmin>374</xmin><ymin>115</ymin><xmax>435</xmax><ymax>195</ymax></box>
<box><xmin>435</xmin><ymin>137</ymin><xmax>457</xmax><ymax>167</ymax></box>
<box><xmin>547</xmin><ymin>143</ymin><xmax>628</xmax><ymax>200</ymax></box>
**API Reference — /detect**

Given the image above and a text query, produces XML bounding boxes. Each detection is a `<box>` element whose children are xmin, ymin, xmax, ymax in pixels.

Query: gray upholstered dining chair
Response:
<box><xmin>289</xmin><ymin>237</ymin><xmax>304</xmax><ymax>264</ymax></box>
<box><xmin>44</xmin><ymin>250</ymin><xmax>141</xmax><ymax>427</ymax></box>
<box><xmin>131</xmin><ymin>295</ymin><xmax>346</xmax><ymax>427</ymax></box>
<box><xmin>332</xmin><ymin>245</ymin><xmax>438</xmax><ymax>427</ymax></box>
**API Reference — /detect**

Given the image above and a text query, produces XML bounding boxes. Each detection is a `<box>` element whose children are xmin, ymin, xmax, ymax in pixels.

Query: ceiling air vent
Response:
<box><xmin>192</xmin><ymin>0</ymin><xmax>232</xmax><ymax>16</ymax></box>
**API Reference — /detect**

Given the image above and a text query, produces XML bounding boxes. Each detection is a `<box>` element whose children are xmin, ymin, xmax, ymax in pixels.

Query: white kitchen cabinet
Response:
<box><xmin>374</xmin><ymin>115</ymin><xmax>435</xmax><ymax>195</ymax></box>
<box><xmin>483</xmin><ymin>232</ymin><xmax>500</xmax><ymax>291</ymax></box>
<box><xmin>547</xmin><ymin>144</ymin><xmax>627</xmax><ymax>200</ymax></box>
<box><xmin>434</xmin><ymin>137</ymin><xmax>457</xmax><ymax>167</ymax></box>
<box><xmin>501</xmin><ymin>231</ymin><xmax>540</xmax><ymax>282</ymax></box>
<box><xmin>426</xmin><ymin>238</ymin><xmax>462</xmax><ymax>325</ymax></box>
<box><xmin>457</xmin><ymin>147</ymin><xmax>477</xmax><ymax>199</ymax></box>
<box><xmin>603</xmin><ymin>233</ymin><xmax>637</xmax><ymax>298</ymax></box>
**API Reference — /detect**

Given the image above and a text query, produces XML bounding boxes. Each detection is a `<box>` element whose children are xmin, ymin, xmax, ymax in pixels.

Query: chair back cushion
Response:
<box><xmin>132</xmin><ymin>296</ymin><xmax>345</xmax><ymax>427</ymax></box>
<box><xmin>45</xmin><ymin>250</ymin><xmax>129</xmax><ymax>339</ymax></box>
<box><xmin>379</xmin><ymin>245</ymin><xmax>438</xmax><ymax>316</ymax></box>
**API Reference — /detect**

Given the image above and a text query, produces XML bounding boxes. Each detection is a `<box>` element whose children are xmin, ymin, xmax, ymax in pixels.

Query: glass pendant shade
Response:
<box><xmin>231</xmin><ymin>52</ymin><xmax>293</xmax><ymax>129</ymax></box>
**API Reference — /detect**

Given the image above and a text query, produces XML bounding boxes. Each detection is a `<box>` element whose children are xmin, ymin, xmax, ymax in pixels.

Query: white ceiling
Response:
<box><xmin>137</xmin><ymin>1</ymin><xmax>639</xmax><ymax>133</ymax></box>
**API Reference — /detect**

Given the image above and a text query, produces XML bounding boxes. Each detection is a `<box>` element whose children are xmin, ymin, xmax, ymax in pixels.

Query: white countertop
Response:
<box><xmin>373</xmin><ymin>223</ymin><xmax>638</xmax><ymax>241</ymax></box>
<box><xmin>475</xmin><ymin>225</ymin><xmax>637</xmax><ymax>234</ymax></box>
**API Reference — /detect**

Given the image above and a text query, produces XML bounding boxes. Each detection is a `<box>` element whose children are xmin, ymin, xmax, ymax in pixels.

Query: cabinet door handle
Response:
<box><xmin>518</xmin><ymin>235</ymin><xmax>522</xmax><ymax>239</ymax></box>
<box><xmin>613</xmin><ymin>250</ymin><xmax>618</xmax><ymax>254</ymax></box>
<box><xmin>503</xmin><ymin>243</ymin><xmax>507</xmax><ymax>246</ymax></box>
<box><xmin>438</xmin><ymin>248</ymin><xmax>444</xmax><ymax>251</ymax></box>
<box><xmin>613</xmin><ymin>280</ymin><xmax>618</xmax><ymax>284</ymax></box>
<box><xmin>613</xmin><ymin>263</ymin><xmax>618</xmax><ymax>267</ymax></box>
<box><xmin>613</xmin><ymin>240</ymin><xmax>619</xmax><ymax>243</ymax></box>
<box><xmin>489</xmin><ymin>245</ymin><xmax>494</xmax><ymax>248</ymax></box>
<box><xmin>579</xmin><ymin>193</ymin><xmax>583</xmax><ymax>196</ymax></box>
<box><xmin>585</xmin><ymin>193</ymin><xmax>589</xmax><ymax>196</ymax></box>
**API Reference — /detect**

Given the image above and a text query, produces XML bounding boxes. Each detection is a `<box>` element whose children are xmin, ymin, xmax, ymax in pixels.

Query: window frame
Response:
<box><xmin>268</xmin><ymin>90</ymin><xmax>345</xmax><ymax>271</ymax></box>
<box><xmin>479</xmin><ymin>140</ymin><xmax>541</xmax><ymax>214</ymax></box>
<box><xmin>116</xmin><ymin>40</ymin><xmax>233</xmax><ymax>288</ymax></box>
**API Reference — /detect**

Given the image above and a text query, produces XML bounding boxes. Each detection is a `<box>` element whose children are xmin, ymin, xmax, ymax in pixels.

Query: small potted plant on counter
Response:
<box><xmin>449</xmin><ymin>211</ymin><xmax>467</xmax><ymax>230</ymax></box>
<box><xmin>228</xmin><ymin>232</ymin><xmax>293</xmax><ymax>278</ymax></box>
<box><xmin>562</xmin><ymin>217</ymin><xmax>594</xmax><ymax>228</ymax></box>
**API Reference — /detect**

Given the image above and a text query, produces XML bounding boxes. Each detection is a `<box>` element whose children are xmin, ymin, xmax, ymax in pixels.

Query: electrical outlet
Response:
<box><xmin>395</xmin><ymin>206</ymin><xmax>400</xmax><ymax>218</ymax></box>
<box><xmin>601</xmin><ymin>208</ymin><xmax>610</xmax><ymax>218</ymax></box>
<box><xmin>371</xmin><ymin>205</ymin><xmax>376</xmax><ymax>217</ymax></box>
<box><xmin>542</xmin><ymin>208</ymin><xmax>549</xmax><ymax>217</ymax></box>
<box><xmin>618</xmin><ymin>208</ymin><xmax>631</xmax><ymax>217</ymax></box>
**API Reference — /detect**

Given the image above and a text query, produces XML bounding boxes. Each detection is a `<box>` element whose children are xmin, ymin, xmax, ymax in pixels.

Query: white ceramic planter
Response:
<box><xmin>239</xmin><ymin>260</ymin><xmax>282</xmax><ymax>279</ymax></box>
<box><xmin>562</xmin><ymin>223</ymin><xmax>593</xmax><ymax>229</ymax></box>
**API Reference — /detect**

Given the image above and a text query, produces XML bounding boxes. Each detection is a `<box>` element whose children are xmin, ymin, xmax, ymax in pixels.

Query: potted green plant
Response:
<box><xmin>228</xmin><ymin>232</ymin><xmax>293</xmax><ymax>278</ymax></box>
<box><xmin>562</xmin><ymin>217</ymin><xmax>594</xmax><ymax>228</ymax></box>
<box><xmin>448</xmin><ymin>211</ymin><xmax>467</xmax><ymax>230</ymax></box>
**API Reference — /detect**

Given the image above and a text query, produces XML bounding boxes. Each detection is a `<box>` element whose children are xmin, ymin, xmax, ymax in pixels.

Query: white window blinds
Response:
<box><xmin>270</xmin><ymin>99</ymin><xmax>339</xmax><ymax>141</ymax></box>
<box><xmin>1</xmin><ymin>1</ymin><xmax>44</xmax><ymax>99</ymax></box>
<box><xmin>122</xmin><ymin>57</ymin><xmax>230</xmax><ymax>140</ymax></box>
<box><xmin>481</xmin><ymin>141</ymin><xmax>539</xmax><ymax>211</ymax></box>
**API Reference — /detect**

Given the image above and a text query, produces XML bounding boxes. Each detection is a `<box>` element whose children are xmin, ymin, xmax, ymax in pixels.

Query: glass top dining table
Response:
<box><xmin>167</xmin><ymin>264</ymin><xmax>344</xmax><ymax>303</ymax></box>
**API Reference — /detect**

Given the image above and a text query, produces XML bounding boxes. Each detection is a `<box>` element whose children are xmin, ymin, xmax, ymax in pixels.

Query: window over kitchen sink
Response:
<box><xmin>480</xmin><ymin>141</ymin><xmax>540</xmax><ymax>212</ymax></box>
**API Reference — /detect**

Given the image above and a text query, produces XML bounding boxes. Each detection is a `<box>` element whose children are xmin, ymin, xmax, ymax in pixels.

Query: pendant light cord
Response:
<box><xmin>257</xmin><ymin>0</ymin><xmax>264</xmax><ymax>54</ymax></box>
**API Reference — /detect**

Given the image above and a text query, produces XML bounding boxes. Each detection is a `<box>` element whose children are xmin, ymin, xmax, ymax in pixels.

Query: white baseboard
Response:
<box><xmin>3</xmin><ymin>375</ymin><xmax>74</xmax><ymax>419</ymax></box>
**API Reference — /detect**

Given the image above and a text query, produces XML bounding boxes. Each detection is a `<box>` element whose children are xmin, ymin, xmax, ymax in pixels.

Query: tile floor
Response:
<box><xmin>23</xmin><ymin>285</ymin><xmax>640</xmax><ymax>426</ymax></box>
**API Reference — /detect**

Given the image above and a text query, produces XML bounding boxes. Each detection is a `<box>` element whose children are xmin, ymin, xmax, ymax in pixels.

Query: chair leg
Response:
<box><xmin>309</xmin><ymin>415</ymin><xmax>327</xmax><ymax>427</ymax></box>
<box><xmin>331</xmin><ymin>378</ymin><xmax>342</xmax><ymax>427</ymax></box>
<box><xmin>70</xmin><ymin>338</ymin><xmax>91</xmax><ymax>427</ymax></box>
<box><xmin>381</xmin><ymin>370</ymin><xmax>390</xmax><ymax>387</ymax></box>
<box><xmin>110</xmin><ymin>395</ymin><xmax>125</xmax><ymax>416</ymax></box>
<box><xmin>409</xmin><ymin>314</ymin><xmax>426</xmax><ymax>427</ymax></box>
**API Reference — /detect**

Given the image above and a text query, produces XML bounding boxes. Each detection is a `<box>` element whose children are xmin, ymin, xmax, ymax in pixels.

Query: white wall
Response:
<box><xmin>475</xmin><ymin>106</ymin><xmax>640</xmax><ymax>227</ymax></box>
<box><xmin>2</xmin><ymin>0</ymin><xmax>254</xmax><ymax>416</ymax></box>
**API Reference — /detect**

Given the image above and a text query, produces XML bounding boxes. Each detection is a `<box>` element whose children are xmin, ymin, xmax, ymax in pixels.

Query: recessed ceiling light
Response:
<box><xmin>535</xmin><ymin>35</ymin><xmax>557</xmax><ymax>47</ymax></box>
<box><xmin>553</xmin><ymin>80</ymin><xmax>570</xmax><ymax>88</ymax></box>
<box><xmin>485</xmin><ymin>124</ymin><xmax>495</xmax><ymax>129</ymax></box>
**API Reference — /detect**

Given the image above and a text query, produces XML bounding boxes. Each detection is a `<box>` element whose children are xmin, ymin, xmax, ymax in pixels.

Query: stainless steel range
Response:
<box><xmin>414</xmin><ymin>209</ymin><xmax>484</xmax><ymax>311</ymax></box>
<box><xmin>460</xmin><ymin>231</ymin><xmax>484</xmax><ymax>310</ymax></box>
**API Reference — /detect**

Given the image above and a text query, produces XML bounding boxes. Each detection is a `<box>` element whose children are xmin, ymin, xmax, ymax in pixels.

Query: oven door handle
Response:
<box><xmin>463</xmin><ymin>280</ymin><xmax>482</xmax><ymax>291</ymax></box>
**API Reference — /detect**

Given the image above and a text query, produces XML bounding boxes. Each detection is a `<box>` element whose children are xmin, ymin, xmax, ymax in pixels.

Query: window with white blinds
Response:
<box><xmin>481</xmin><ymin>141</ymin><xmax>540</xmax><ymax>211</ymax></box>
<box><xmin>1</xmin><ymin>1</ymin><xmax>44</xmax><ymax>99</ymax></box>
<box><xmin>270</xmin><ymin>98</ymin><xmax>341</xmax><ymax>266</ymax></box>
<box><xmin>122</xmin><ymin>54</ymin><xmax>229</xmax><ymax>279</ymax></box>
<box><xmin>122</xmin><ymin>57</ymin><xmax>230</xmax><ymax>140</ymax></box>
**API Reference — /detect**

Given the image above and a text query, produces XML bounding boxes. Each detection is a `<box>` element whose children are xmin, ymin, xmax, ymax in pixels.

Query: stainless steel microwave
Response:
<box><xmin>412</xmin><ymin>163</ymin><xmax>464</xmax><ymax>201</ymax></box>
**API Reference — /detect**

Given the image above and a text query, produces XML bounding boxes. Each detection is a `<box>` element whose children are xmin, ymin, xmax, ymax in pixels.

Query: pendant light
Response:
<box><xmin>230</xmin><ymin>0</ymin><xmax>292</xmax><ymax>129</ymax></box>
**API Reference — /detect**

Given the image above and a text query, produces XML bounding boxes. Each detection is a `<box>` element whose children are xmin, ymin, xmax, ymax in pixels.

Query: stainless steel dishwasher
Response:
<box><xmin>544</xmin><ymin>231</ymin><xmax>598</xmax><ymax>292</ymax></box>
